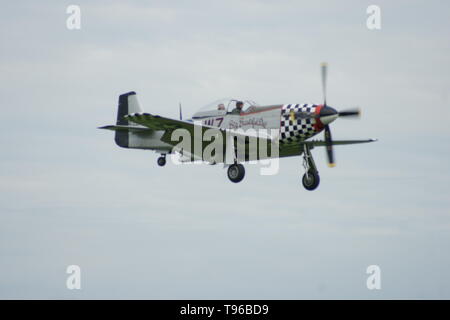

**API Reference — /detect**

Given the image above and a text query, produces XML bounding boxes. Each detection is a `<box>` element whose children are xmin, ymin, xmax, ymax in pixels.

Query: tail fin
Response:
<box><xmin>115</xmin><ymin>91</ymin><xmax>143</xmax><ymax>147</ymax></box>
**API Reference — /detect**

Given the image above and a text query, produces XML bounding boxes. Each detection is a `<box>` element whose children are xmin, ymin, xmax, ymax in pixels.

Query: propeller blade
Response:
<box><xmin>338</xmin><ymin>108</ymin><xmax>360</xmax><ymax>118</ymax></box>
<box><xmin>324</xmin><ymin>124</ymin><xmax>335</xmax><ymax>167</ymax></box>
<box><xmin>321</xmin><ymin>62</ymin><xmax>328</xmax><ymax>106</ymax></box>
<box><xmin>179</xmin><ymin>103</ymin><xmax>183</xmax><ymax>120</ymax></box>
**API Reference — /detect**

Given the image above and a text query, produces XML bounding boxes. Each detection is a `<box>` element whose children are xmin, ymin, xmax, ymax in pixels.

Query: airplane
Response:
<box><xmin>99</xmin><ymin>63</ymin><xmax>376</xmax><ymax>190</ymax></box>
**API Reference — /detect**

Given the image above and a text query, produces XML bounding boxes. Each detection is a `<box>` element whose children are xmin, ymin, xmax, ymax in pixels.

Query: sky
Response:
<box><xmin>0</xmin><ymin>0</ymin><xmax>449</xmax><ymax>299</ymax></box>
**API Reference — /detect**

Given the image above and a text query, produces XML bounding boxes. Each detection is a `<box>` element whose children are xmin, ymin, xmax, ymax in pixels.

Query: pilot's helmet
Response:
<box><xmin>217</xmin><ymin>103</ymin><xmax>225</xmax><ymax>110</ymax></box>
<box><xmin>236</xmin><ymin>101</ymin><xmax>243</xmax><ymax>108</ymax></box>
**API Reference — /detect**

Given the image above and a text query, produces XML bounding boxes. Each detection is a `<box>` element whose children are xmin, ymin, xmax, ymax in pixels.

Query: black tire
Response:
<box><xmin>227</xmin><ymin>164</ymin><xmax>245</xmax><ymax>183</ymax></box>
<box><xmin>302</xmin><ymin>170</ymin><xmax>320</xmax><ymax>190</ymax></box>
<box><xmin>157</xmin><ymin>156</ymin><xmax>166</xmax><ymax>167</ymax></box>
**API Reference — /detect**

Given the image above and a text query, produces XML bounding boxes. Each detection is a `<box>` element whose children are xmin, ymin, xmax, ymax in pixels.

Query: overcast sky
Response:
<box><xmin>0</xmin><ymin>0</ymin><xmax>449</xmax><ymax>299</ymax></box>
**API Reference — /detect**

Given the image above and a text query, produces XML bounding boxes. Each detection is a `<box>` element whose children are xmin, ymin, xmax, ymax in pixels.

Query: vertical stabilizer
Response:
<box><xmin>115</xmin><ymin>91</ymin><xmax>143</xmax><ymax>147</ymax></box>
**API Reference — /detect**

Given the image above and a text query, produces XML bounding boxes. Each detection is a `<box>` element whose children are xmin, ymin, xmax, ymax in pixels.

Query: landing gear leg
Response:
<box><xmin>301</xmin><ymin>144</ymin><xmax>320</xmax><ymax>191</ymax></box>
<box><xmin>157</xmin><ymin>154</ymin><xmax>167</xmax><ymax>167</ymax></box>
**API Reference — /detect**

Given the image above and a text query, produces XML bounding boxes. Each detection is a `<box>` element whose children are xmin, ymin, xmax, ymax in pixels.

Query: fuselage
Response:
<box><xmin>192</xmin><ymin>103</ymin><xmax>328</xmax><ymax>144</ymax></box>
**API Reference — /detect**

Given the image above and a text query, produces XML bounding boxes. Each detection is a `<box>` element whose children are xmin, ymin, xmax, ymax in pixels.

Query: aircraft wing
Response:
<box><xmin>301</xmin><ymin>139</ymin><xmax>377</xmax><ymax>147</ymax></box>
<box><xmin>279</xmin><ymin>139</ymin><xmax>376</xmax><ymax>157</ymax></box>
<box><xmin>125</xmin><ymin>113</ymin><xmax>208</xmax><ymax>132</ymax></box>
<box><xmin>125</xmin><ymin>113</ymin><xmax>277</xmax><ymax>163</ymax></box>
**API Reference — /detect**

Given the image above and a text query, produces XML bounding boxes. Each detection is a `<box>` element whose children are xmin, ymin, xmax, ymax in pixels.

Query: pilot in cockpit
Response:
<box><xmin>217</xmin><ymin>103</ymin><xmax>225</xmax><ymax>110</ymax></box>
<box><xmin>230</xmin><ymin>101</ymin><xmax>243</xmax><ymax>115</ymax></box>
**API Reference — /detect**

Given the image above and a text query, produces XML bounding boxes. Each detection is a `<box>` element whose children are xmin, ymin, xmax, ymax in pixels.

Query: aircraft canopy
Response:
<box><xmin>192</xmin><ymin>98</ymin><xmax>259</xmax><ymax>119</ymax></box>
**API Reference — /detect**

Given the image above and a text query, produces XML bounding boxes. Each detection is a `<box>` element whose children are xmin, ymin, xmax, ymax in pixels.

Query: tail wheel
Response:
<box><xmin>302</xmin><ymin>170</ymin><xmax>320</xmax><ymax>191</ymax></box>
<box><xmin>157</xmin><ymin>156</ymin><xmax>166</xmax><ymax>167</ymax></box>
<box><xmin>227</xmin><ymin>164</ymin><xmax>245</xmax><ymax>183</ymax></box>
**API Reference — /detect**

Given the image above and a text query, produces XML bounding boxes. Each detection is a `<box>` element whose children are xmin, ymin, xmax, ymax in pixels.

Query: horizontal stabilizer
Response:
<box><xmin>98</xmin><ymin>125</ymin><xmax>151</xmax><ymax>133</ymax></box>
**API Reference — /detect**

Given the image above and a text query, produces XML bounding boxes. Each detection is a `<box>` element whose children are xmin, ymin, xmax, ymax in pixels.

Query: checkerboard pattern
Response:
<box><xmin>279</xmin><ymin>104</ymin><xmax>318</xmax><ymax>143</ymax></box>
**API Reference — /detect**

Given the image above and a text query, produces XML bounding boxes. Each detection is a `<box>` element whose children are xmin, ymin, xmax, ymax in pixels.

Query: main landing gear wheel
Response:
<box><xmin>302</xmin><ymin>170</ymin><xmax>320</xmax><ymax>191</ymax></box>
<box><xmin>157</xmin><ymin>155</ymin><xmax>166</xmax><ymax>167</ymax></box>
<box><xmin>227</xmin><ymin>164</ymin><xmax>245</xmax><ymax>183</ymax></box>
<box><xmin>301</xmin><ymin>143</ymin><xmax>320</xmax><ymax>191</ymax></box>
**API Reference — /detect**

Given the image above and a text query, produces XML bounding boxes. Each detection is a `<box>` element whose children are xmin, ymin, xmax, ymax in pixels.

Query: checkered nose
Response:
<box><xmin>319</xmin><ymin>105</ymin><xmax>338</xmax><ymax>125</ymax></box>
